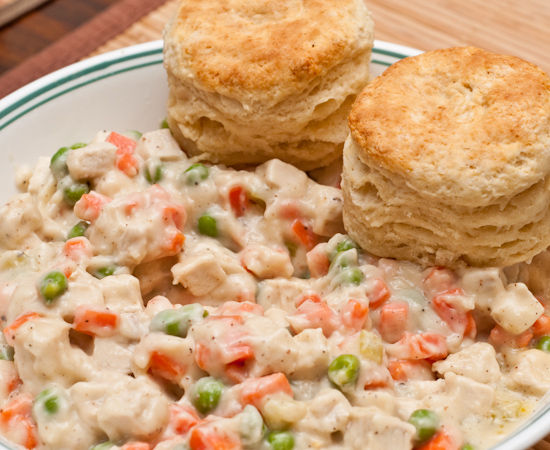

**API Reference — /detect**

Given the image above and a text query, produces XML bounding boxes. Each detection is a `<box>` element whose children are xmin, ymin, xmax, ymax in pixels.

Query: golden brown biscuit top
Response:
<box><xmin>349</xmin><ymin>47</ymin><xmax>550</xmax><ymax>207</ymax></box>
<box><xmin>163</xmin><ymin>0</ymin><xmax>373</xmax><ymax>104</ymax></box>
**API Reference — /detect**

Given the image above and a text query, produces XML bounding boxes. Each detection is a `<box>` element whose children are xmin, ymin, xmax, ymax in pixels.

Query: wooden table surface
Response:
<box><xmin>1</xmin><ymin>0</ymin><xmax>550</xmax><ymax>448</ymax></box>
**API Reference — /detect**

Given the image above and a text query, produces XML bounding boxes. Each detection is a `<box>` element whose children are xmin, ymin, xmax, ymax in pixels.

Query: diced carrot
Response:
<box><xmin>116</xmin><ymin>152</ymin><xmax>139</xmax><ymax>176</ymax></box>
<box><xmin>417</xmin><ymin>431</ymin><xmax>457</xmax><ymax>450</ymax></box>
<box><xmin>340</xmin><ymin>299</ymin><xmax>369</xmax><ymax>332</ymax></box>
<box><xmin>277</xmin><ymin>200</ymin><xmax>301</xmax><ymax>220</ymax></box>
<box><xmin>289</xmin><ymin>300</ymin><xmax>339</xmax><ymax>337</ymax></box>
<box><xmin>239</xmin><ymin>373</ymin><xmax>293</xmax><ymax>409</ymax></box>
<box><xmin>0</xmin><ymin>394</ymin><xmax>32</xmax><ymax>424</ymax></box>
<box><xmin>379</xmin><ymin>301</ymin><xmax>409</xmax><ymax>343</ymax></box>
<box><xmin>229</xmin><ymin>186</ymin><xmax>249</xmax><ymax>218</ymax></box>
<box><xmin>432</xmin><ymin>290</ymin><xmax>476</xmax><ymax>338</ymax></box>
<box><xmin>149</xmin><ymin>351</ymin><xmax>187</xmax><ymax>381</ymax></box>
<box><xmin>73</xmin><ymin>305</ymin><xmax>119</xmax><ymax>337</ymax></box>
<box><xmin>215</xmin><ymin>302</ymin><xmax>264</xmax><ymax>317</ymax></box>
<box><xmin>423</xmin><ymin>267</ymin><xmax>456</xmax><ymax>296</ymax></box>
<box><xmin>532</xmin><ymin>314</ymin><xmax>550</xmax><ymax>338</ymax></box>
<box><xmin>108</xmin><ymin>132</ymin><xmax>139</xmax><ymax>176</ymax></box>
<box><xmin>194</xmin><ymin>343</ymin><xmax>211</xmax><ymax>371</ymax></box>
<box><xmin>367</xmin><ymin>279</ymin><xmax>391</xmax><ymax>309</ymax></box>
<box><xmin>219</xmin><ymin>329</ymin><xmax>254</xmax><ymax>365</ymax></box>
<box><xmin>290</xmin><ymin>219</ymin><xmax>317</xmax><ymax>250</ymax></box>
<box><xmin>107</xmin><ymin>131</ymin><xmax>137</xmax><ymax>155</ymax></box>
<box><xmin>294</xmin><ymin>291</ymin><xmax>322</xmax><ymax>308</ymax></box>
<box><xmin>0</xmin><ymin>394</ymin><xmax>37</xmax><ymax>449</ymax></box>
<box><xmin>389</xmin><ymin>332</ymin><xmax>448</xmax><ymax>361</ymax></box>
<box><xmin>224</xmin><ymin>360</ymin><xmax>249</xmax><ymax>384</ymax></box>
<box><xmin>64</xmin><ymin>237</ymin><xmax>93</xmax><ymax>261</ymax></box>
<box><xmin>74</xmin><ymin>191</ymin><xmax>111</xmax><ymax>222</ymax></box>
<box><xmin>169</xmin><ymin>404</ymin><xmax>201</xmax><ymax>435</ymax></box>
<box><xmin>163</xmin><ymin>205</ymin><xmax>186</xmax><ymax>229</ymax></box>
<box><xmin>189</xmin><ymin>426</ymin><xmax>241</xmax><ymax>450</ymax></box>
<box><xmin>121</xmin><ymin>443</ymin><xmax>151</xmax><ymax>450</ymax></box>
<box><xmin>306</xmin><ymin>245</ymin><xmax>330</xmax><ymax>278</ymax></box>
<box><xmin>3</xmin><ymin>312</ymin><xmax>41</xmax><ymax>346</ymax></box>
<box><xmin>489</xmin><ymin>325</ymin><xmax>533</xmax><ymax>348</ymax></box>
<box><xmin>162</xmin><ymin>230</ymin><xmax>186</xmax><ymax>254</ymax></box>
<box><xmin>388</xmin><ymin>359</ymin><xmax>433</xmax><ymax>381</ymax></box>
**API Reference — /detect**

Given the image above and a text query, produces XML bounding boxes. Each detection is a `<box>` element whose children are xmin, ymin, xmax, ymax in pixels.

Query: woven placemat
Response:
<box><xmin>0</xmin><ymin>0</ymin><xmax>167</xmax><ymax>99</ymax></box>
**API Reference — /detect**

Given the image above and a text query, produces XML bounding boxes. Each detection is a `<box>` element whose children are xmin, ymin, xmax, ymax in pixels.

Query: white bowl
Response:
<box><xmin>0</xmin><ymin>39</ymin><xmax>548</xmax><ymax>450</ymax></box>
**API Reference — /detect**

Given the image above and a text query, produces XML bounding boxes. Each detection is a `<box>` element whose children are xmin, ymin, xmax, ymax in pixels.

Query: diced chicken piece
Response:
<box><xmin>0</xmin><ymin>193</ymin><xmax>43</xmax><ymax>250</ymax></box>
<box><xmin>134</xmin><ymin>256</ymin><xmax>179</xmax><ymax>297</ymax></box>
<box><xmin>66</xmin><ymin>142</ymin><xmax>117</xmax><ymax>180</ymax></box>
<box><xmin>347</xmin><ymin>389</ymin><xmax>398</xmax><ymax>415</ymax></box>
<box><xmin>490</xmin><ymin>283</ymin><xmax>543</xmax><ymax>334</ymax></box>
<box><xmin>256</xmin><ymin>278</ymin><xmax>311</xmax><ymax>312</ymax></box>
<box><xmin>298</xmin><ymin>388</ymin><xmax>352</xmax><ymax>436</ymax></box>
<box><xmin>240</xmin><ymin>244</ymin><xmax>294</xmax><ymax>279</ymax></box>
<box><xmin>100</xmin><ymin>274</ymin><xmax>144</xmax><ymax>313</ymax></box>
<box><xmin>92</xmin><ymin>338</ymin><xmax>133</xmax><ymax>374</ymax></box>
<box><xmin>426</xmin><ymin>372</ymin><xmax>494</xmax><ymax>422</ymax></box>
<box><xmin>12</xmin><ymin>317</ymin><xmax>95</xmax><ymax>396</ymax></box>
<box><xmin>461</xmin><ymin>267</ymin><xmax>506</xmax><ymax>314</ymax></box>
<box><xmin>133</xmin><ymin>334</ymin><xmax>199</xmax><ymax>391</ymax></box>
<box><xmin>344</xmin><ymin>406</ymin><xmax>415</xmax><ymax>450</ymax></box>
<box><xmin>136</xmin><ymin>129</ymin><xmax>186</xmax><ymax>161</ymax></box>
<box><xmin>505</xmin><ymin>349</ymin><xmax>550</xmax><ymax>396</ymax></box>
<box><xmin>433</xmin><ymin>342</ymin><xmax>501</xmax><ymax>383</ymax></box>
<box><xmin>85</xmin><ymin>185</ymin><xmax>186</xmax><ymax>266</ymax></box>
<box><xmin>292</xmin><ymin>328</ymin><xmax>331</xmax><ymax>379</ymax></box>
<box><xmin>33</xmin><ymin>385</ymin><xmax>100</xmax><ymax>450</ymax></box>
<box><xmin>256</xmin><ymin>159</ymin><xmax>309</xmax><ymax>194</ymax></box>
<box><xmin>70</xmin><ymin>375</ymin><xmax>169</xmax><ymax>442</ymax></box>
<box><xmin>172</xmin><ymin>252</ymin><xmax>227</xmax><ymax>296</ymax></box>
<box><xmin>309</xmin><ymin>184</ymin><xmax>345</xmax><ymax>237</ymax></box>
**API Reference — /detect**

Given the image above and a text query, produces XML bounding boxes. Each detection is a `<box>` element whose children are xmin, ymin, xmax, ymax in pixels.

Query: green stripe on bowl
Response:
<box><xmin>0</xmin><ymin>48</ymin><xmax>163</xmax><ymax>121</ymax></box>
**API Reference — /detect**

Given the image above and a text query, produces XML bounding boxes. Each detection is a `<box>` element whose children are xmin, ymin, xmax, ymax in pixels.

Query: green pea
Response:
<box><xmin>408</xmin><ymin>409</ymin><xmax>439</xmax><ymax>443</ymax></box>
<box><xmin>94</xmin><ymin>265</ymin><xmax>117</xmax><ymax>279</ymax></box>
<box><xmin>145</xmin><ymin>164</ymin><xmax>163</xmax><ymax>184</ymax></box>
<box><xmin>536</xmin><ymin>335</ymin><xmax>550</xmax><ymax>353</ymax></box>
<box><xmin>267</xmin><ymin>430</ymin><xmax>295</xmax><ymax>450</ymax></box>
<box><xmin>285</xmin><ymin>241</ymin><xmax>298</xmax><ymax>258</ymax></box>
<box><xmin>191</xmin><ymin>377</ymin><xmax>224</xmax><ymax>414</ymax></box>
<box><xmin>338</xmin><ymin>268</ymin><xmax>363</xmax><ymax>285</ymax></box>
<box><xmin>0</xmin><ymin>346</ymin><xmax>14</xmax><ymax>361</ymax></box>
<box><xmin>239</xmin><ymin>405</ymin><xmax>265</xmax><ymax>446</ymax></box>
<box><xmin>185</xmin><ymin>164</ymin><xmax>209</xmax><ymax>185</ymax></box>
<box><xmin>198</xmin><ymin>215</ymin><xmax>217</xmax><ymax>237</ymax></box>
<box><xmin>328</xmin><ymin>354</ymin><xmax>360</xmax><ymax>390</ymax></box>
<box><xmin>90</xmin><ymin>442</ymin><xmax>115</xmax><ymax>450</ymax></box>
<box><xmin>35</xmin><ymin>388</ymin><xmax>60</xmax><ymax>415</ymax></box>
<box><xmin>149</xmin><ymin>304</ymin><xmax>205</xmax><ymax>338</ymax></box>
<box><xmin>50</xmin><ymin>147</ymin><xmax>71</xmax><ymax>180</ymax></box>
<box><xmin>70</xmin><ymin>142</ymin><xmax>87</xmax><ymax>149</ymax></box>
<box><xmin>336</xmin><ymin>238</ymin><xmax>358</xmax><ymax>254</ymax></box>
<box><xmin>329</xmin><ymin>251</ymin><xmax>352</xmax><ymax>271</ymax></box>
<box><xmin>67</xmin><ymin>221</ymin><xmax>89</xmax><ymax>240</ymax></box>
<box><xmin>64</xmin><ymin>182</ymin><xmax>90</xmax><ymax>206</ymax></box>
<box><xmin>38</xmin><ymin>270</ymin><xmax>68</xmax><ymax>303</ymax></box>
<box><xmin>126</xmin><ymin>130</ymin><xmax>143</xmax><ymax>141</ymax></box>
<box><xmin>462</xmin><ymin>445</ymin><xmax>475</xmax><ymax>450</ymax></box>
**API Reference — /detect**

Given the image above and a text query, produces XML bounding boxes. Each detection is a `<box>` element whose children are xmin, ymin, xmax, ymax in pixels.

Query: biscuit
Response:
<box><xmin>342</xmin><ymin>47</ymin><xmax>550</xmax><ymax>267</ymax></box>
<box><xmin>163</xmin><ymin>0</ymin><xmax>374</xmax><ymax>170</ymax></box>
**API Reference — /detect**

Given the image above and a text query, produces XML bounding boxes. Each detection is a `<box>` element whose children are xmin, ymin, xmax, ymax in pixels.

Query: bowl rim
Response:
<box><xmin>0</xmin><ymin>38</ymin><xmax>548</xmax><ymax>450</ymax></box>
